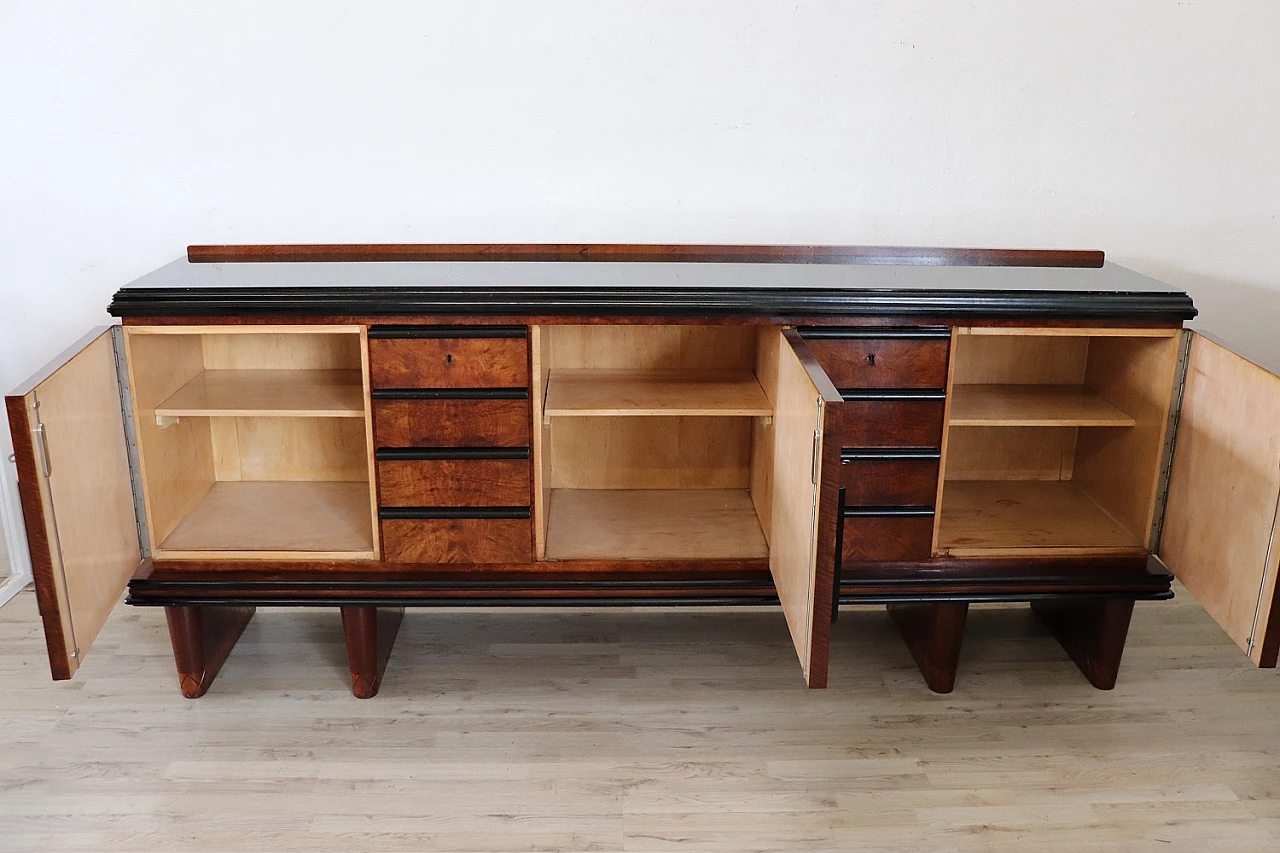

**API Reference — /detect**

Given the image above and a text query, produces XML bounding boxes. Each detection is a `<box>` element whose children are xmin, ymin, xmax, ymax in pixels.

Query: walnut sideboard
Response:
<box><xmin>8</xmin><ymin>243</ymin><xmax>1280</xmax><ymax>699</ymax></box>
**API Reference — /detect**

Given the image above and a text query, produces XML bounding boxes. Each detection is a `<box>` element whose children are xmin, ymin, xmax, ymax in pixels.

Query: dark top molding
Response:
<box><xmin>188</xmin><ymin>243</ymin><xmax>1106</xmax><ymax>268</ymax></box>
<box><xmin>110</xmin><ymin>286</ymin><xmax>1196</xmax><ymax>320</ymax></box>
<box><xmin>108</xmin><ymin>245</ymin><xmax>1197</xmax><ymax>321</ymax></box>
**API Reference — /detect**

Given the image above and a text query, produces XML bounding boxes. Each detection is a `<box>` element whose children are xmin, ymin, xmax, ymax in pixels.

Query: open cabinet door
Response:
<box><xmin>1159</xmin><ymin>332</ymin><xmax>1280</xmax><ymax>666</ymax></box>
<box><xmin>769</xmin><ymin>329</ymin><xmax>842</xmax><ymax>687</ymax></box>
<box><xmin>5</xmin><ymin>327</ymin><xmax>142</xmax><ymax>679</ymax></box>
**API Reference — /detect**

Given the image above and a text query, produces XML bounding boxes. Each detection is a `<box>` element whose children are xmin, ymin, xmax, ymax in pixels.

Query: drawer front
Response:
<box><xmin>377</xmin><ymin>456</ymin><xmax>531</xmax><ymax>507</ymax></box>
<box><xmin>841</xmin><ymin>513</ymin><xmax>935</xmax><ymax>562</ymax></box>
<box><xmin>382</xmin><ymin>515</ymin><xmax>533</xmax><ymax>563</ymax></box>
<box><xmin>838</xmin><ymin>454</ymin><xmax>940</xmax><ymax>507</ymax></box>
<box><xmin>807</xmin><ymin>335</ymin><xmax>949</xmax><ymax>389</ymax></box>
<box><xmin>369</xmin><ymin>328</ymin><xmax>529</xmax><ymax>389</ymax></box>
<box><xmin>831</xmin><ymin>398</ymin><xmax>946</xmax><ymax>448</ymax></box>
<box><xmin>373</xmin><ymin>398</ymin><xmax>530</xmax><ymax>447</ymax></box>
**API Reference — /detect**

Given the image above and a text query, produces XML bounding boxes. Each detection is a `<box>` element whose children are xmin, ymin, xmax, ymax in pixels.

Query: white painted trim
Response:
<box><xmin>0</xmin><ymin>418</ymin><xmax>34</xmax><ymax>609</ymax></box>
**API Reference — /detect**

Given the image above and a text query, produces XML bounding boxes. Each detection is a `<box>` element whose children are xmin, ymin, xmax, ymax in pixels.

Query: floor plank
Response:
<box><xmin>1</xmin><ymin>585</ymin><xmax>1278</xmax><ymax>851</ymax></box>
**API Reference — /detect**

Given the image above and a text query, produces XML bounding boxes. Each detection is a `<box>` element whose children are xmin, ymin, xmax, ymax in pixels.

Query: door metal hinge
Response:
<box><xmin>33</xmin><ymin>422</ymin><xmax>52</xmax><ymax>478</ymax></box>
<box><xmin>810</xmin><ymin>397</ymin><xmax>824</xmax><ymax>485</ymax></box>
<box><xmin>110</xmin><ymin>326</ymin><xmax>151</xmax><ymax>559</ymax></box>
<box><xmin>1246</xmin><ymin>459</ymin><xmax>1280</xmax><ymax>655</ymax></box>
<box><xmin>811</xmin><ymin>429</ymin><xmax>822</xmax><ymax>485</ymax></box>
<box><xmin>31</xmin><ymin>396</ymin><xmax>81</xmax><ymax>664</ymax></box>
<box><xmin>1150</xmin><ymin>329</ymin><xmax>1194</xmax><ymax>552</ymax></box>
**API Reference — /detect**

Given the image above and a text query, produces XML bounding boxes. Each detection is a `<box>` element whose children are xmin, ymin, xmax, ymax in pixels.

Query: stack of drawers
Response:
<box><xmin>368</xmin><ymin>326</ymin><xmax>535</xmax><ymax>563</ymax></box>
<box><xmin>803</xmin><ymin>327</ymin><xmax>952</xmax><ymax>563</ymax></box>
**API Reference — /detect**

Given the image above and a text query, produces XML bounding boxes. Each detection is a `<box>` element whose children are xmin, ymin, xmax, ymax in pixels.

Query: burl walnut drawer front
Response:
<box><xmin>372</xmin><ymin>395</ymin><xmax>530</xmax><ymax>447</ymax></box>
<box><xmin>837</xmin><ymin>450</ymin><xmax>941</xmax><ymax>507</ymax></box>
<box><xmin>830</xmin><ymin>394</ymin><xmax>946</xmax><ymax>448</ymax></box>
<box><xmin>376</xmin><ymin>450</ymin><xmax>532</xmax><ymax>507</ymax></box>
<box><xmin>803</xmin><ymin>328</ymin><xmax>950</xmax><ymax>389</ymax></box>
<box><xmin>381</xmin><ymin>510</ymin><xmax>533</xmax><ymax>563</ymax></box>
<box><xmin>840</xmin><ymin>510</ymin><xmax>935</xmax><ymax>562</ymax></box>
<box><xmin>368</xmin><ymin>326</ymin><xmax>529</xmax><ymax>389</ymax></box>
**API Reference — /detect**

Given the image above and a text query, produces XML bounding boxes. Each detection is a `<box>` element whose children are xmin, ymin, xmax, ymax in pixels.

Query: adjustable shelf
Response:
<box><xmin>948</xmin><ymin>384</ymin><xmax>1136</xmax><ymax>428</ymax></box>
<box><xmin>154</xmin><ymin>369</ymin><xmax>366</xmax><ymax>422</ymax></box>
<box><xmin>542</xmin><ymin>369</ymin><xmax>772</xmax><ymax>418</ymax></box>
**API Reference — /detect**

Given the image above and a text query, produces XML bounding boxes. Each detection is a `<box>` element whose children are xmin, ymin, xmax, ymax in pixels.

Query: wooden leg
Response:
<box><xmin>341</xmin><ymin>606</ymin><xmax>404</xmax><ymax>699</ymax></box>
<box><xmin>1032</xmin><ymin>598</ymin><xmax>1135</xmax><ymax>690</ymax></box>
<box><xmin>888</xmin><ymin>602</ymin><xmax>969</xmax><ymax>694</ymax></box>
<box><xmin>165</xmin><ymin>605</ymin><xmax>256</xmax><ymax>699</ymax></box>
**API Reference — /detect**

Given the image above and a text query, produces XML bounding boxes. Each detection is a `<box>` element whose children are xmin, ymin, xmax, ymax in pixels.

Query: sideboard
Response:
<box><xmin>8</xmin><ymin>243</ymin><xmax>1280</xmax><ymax>699</ymax></box>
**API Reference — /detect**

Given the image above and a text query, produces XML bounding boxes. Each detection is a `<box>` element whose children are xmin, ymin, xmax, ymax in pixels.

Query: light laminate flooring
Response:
<box><xmin>1</xmin><ymin>585</ymin><xmax>1279</xmax><ymax>851</ymax></box>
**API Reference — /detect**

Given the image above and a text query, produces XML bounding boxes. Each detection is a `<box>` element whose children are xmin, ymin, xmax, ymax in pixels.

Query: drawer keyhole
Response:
<box><xmin>866</xmin><ymin>353</ymin><xmax>876</xmax><ymax>366</ymax></box>
<box><xmin>445</xmin><ymin>353</ymin><xmax>453</xmax><ymax>365</ymax></box>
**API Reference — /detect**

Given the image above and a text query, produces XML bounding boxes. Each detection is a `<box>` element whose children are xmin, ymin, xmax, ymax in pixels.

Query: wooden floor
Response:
<box><xmin>1</xmin><ymin>586</ymin><xmax>1279</xmax><ymax>851</ymax></box>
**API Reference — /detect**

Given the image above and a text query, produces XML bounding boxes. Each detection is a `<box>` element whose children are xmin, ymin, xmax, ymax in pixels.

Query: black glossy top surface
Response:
<box><xmin>110</xmin><ymin>258</ymin><xmax>1197</xmax><ymax>320</ymax></box>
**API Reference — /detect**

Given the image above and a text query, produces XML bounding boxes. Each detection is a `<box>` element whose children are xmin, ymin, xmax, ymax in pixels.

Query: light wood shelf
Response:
<box><xmin>157</xmin><ymin>480</ymin><xmax>375</xmax><ymax>556</ymax></box>
<box><xmin>936</xmin><ymin>480</ymin><xmax>1144</xmax><ymax>557</ymax></box>
<box><xmin>155</xmin><ymin>369</ymin><xmax>365</xmax><ymax>419</ymax></box>
<box><xmin>544</xmin><ymin>488</ymin><xmax>769</xmax><ymax>560</ymax></box>
<box><xmin>543</xmin><ymin>369</ymin><xmax>772</xmax><ymax>417</ymax></box>
<box><xmin>948</xmin><ymin>384</ymin><xmax>1137</xmax><ymax>427</ymax></box>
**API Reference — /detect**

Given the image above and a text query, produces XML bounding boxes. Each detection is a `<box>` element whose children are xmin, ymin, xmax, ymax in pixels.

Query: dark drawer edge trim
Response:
<box><xmin>841</xmin><ymin>448</ymin><xmax>941</xmax><ymax>462</ymax></box>
<box><xmin>380</xmin><ymin>507</ymin><xmax>532</xmax><ymax>520</ymax></box>
<box><xmin>843</xmin><ymin>506</ymin><xmax>936</xmax><ymax>518</ymax></box>
<box><xmin>369</xmin><ymin>325</ymin><xmax>528</xmax><ymax>339</ymax></box>
<box><xmin>128</xmin><ymin>595</ymin><xmax>783</xmax><ymax>608</ymax></box>
<box><xmin>799</xmin><ymin>326</ymin><xmax>952</xmax><ymax>340</ymax></box>
<box><xmin>376</xmin><ymin>447</ymin><xmax>531</xmax><ymax>461</ymax></box>
<box><xmin>125</xmin><ymin>590</ymin><xmax>1171</xmax><ymax>608</ymax></box>
<box><xmin>840</xmin><ymin>590</ymin><xmax>1174</xmax><ymax>605</ymax></box>
<box><xmin>840</xmin><ymin>389</ymin><xmax>947</xmax><ymax>402</ymax></box>
<box><xmin>372</xmin><ymin>388</ymin><xmax>530</xmax><ymax>400</ymax></box>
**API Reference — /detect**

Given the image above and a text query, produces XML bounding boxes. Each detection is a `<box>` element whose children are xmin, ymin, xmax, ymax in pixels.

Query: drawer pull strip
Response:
<box><xmin>843</xmin><ymin>506</ymin><xmax>936</xmax><ymax>518</ymax></box>
<box><xmin>380</xmin><ymin>506</ymin><xmax>532</xmax><ymax>520</ymax></box>
<box><xmin>840</xmin><ymin>389</ymin><xmax>947</xmax><ymax>402</ymax></box>
<box><xmin>369</xmin><ymin>325</ymin><xmax>528</xmax><ymax>339</ymax></box>
<box><xmin>799</xmin><ymin>326</ymin><xmax>952</xmax><ymax>340</ymax></box>
<box><xmin>372</xmin><ymin>388</ymin><xmax>529</xmax><ymax>400</ymax></box>
<box><xmin>841</xmin><ymin>448</ymin><xmax>941</xmax><ymax>462</ymax></box>
<box><xmin>376</xmin><ymin>447</ymin><xmax>530</xmax><ymax>461</ymax></box>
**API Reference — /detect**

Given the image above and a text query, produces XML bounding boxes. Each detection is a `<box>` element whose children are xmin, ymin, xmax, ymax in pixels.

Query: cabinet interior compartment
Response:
<box><xmin>535</xmin><ymin>325</ymin><xmax>779</xmax><ymax>561</ymax></box>
<box><xmin>935</xmin><ymin>329</ymin><xmax>1183</xmax><ymax>557</ymax></box>
<box><xmin>124</xmin><ymin>327</ymin><xmax>378</xmax><ymax>558</ymax></box>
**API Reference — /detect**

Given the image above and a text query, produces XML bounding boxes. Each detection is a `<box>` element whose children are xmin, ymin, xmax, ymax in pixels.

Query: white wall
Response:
<box><xmin>1</xmin><ymin>1</ymin><xmax>1278</xmax><ymax>561</ymax></box>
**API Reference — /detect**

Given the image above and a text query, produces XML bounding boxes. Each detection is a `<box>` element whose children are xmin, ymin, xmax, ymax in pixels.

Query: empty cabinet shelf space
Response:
<box><xmin>935</xmin><ymin>328</ymin><xmax>1183</xmax><ymax>557</ymax></box>
<box><xmin>535</xmin><ymin>325</ymin><xmax>779</xmax><ymax>562</ymax></box>
<box><xmin>17</xmin><ymin>243</ymin><xmax>1280</xmax><ymax>701</ymax></box>
<box><xmin>124</xmin><ymin>326</ymin><xmax>378</xmax><ymax>559</ymax></box>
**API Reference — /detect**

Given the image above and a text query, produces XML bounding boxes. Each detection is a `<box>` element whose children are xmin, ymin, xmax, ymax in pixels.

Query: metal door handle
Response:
<box><xmin>34</xmin><ymin>423</ymin><xmax>52</xmax><ymax>478</ymax></box>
